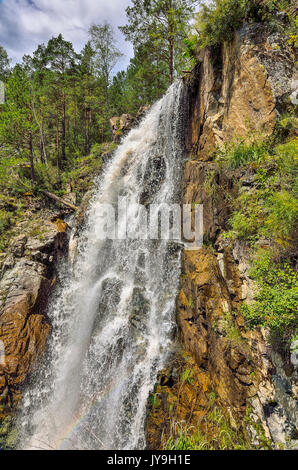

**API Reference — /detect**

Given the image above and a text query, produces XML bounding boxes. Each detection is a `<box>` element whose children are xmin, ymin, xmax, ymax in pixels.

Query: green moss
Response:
<box><xmin>180</xmin><ymin>368</ymin><xmax>194</xmax><ymax>385</ymax></box>
<box><xmin>149</xmin><ymin>393</ymin><xmax>161</xmax><ymax>408</ymax></box>
<box><xmin>0</xmin><ymin>415</ymin><xmax>18</xmax><ymax>450</ymax></box>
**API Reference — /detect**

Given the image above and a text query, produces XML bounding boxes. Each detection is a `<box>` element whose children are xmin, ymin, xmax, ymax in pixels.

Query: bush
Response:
<box><xmin>274</xmin><ymin>138</ymin><xmax>298</xmax><ymax>194</ymax></box>
<box><xmin>0</xmin><ymin>209</ymin><xmax>11</xmax><ymax>233</ymax></box>
<box><xmin>196</xmin><ymin>0</ymin><xmax>247</xmax><ymax>47</ymax></box>
<box><xmin>222</xmin><ymin>136</ymin><xmax>298</xmax><ymax>245</ymax></box>
<box><xmin>227</xmin><ymin>187</ymin><xmax>297</xmax><ymax>244</ymax></box>
<box><xmin>34</xmin><ymin>163</ymin><xmax>61</xmax><ymax>193</ymax></box>
<box><xmin>217</xmin><ymin>140</ymin><xmax>269</xmax><ymax>169</ymax></box>
<box><xmin>263</xmin><ymin>190</ymin><xmax>298</xmax><ymax>244</ymax></box>
<box><xmin>194</xmin><ymin>0</ymin><xmax>293</xmax><ymax>48</ymax></box>
<box><xmin>165</xmin><ymin>405</ymin><xmax>250</xmax><ymax>450</ymax></box>
<box><xmin>242</xmin><ymin>251</ymin><xmax>298</xmax><ymax>335</ymax></box>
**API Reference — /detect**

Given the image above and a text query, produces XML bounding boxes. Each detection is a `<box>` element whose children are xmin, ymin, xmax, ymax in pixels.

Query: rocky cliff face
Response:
<box><xmin>0</xmin><ymin>206</ymin><xmax>69</xmax><ymax>417</ymax></box>
<box><xmin>146</xmin><ymin>23</ymin><xmax>297</xmax><ymax>449</ymax></box>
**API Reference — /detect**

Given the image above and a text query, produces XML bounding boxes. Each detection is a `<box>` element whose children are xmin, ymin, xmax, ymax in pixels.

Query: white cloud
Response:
<box><xmin>0</xmin><ymin>0</ymin><xmax>133</xmax><ymax>72</ymax></box>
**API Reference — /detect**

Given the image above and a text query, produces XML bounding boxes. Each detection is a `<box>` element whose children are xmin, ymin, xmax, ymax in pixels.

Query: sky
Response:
<box><xmin>0</xmin><ymin>0</ymin><xmax>134</xmax><ymax>72</ymax></box>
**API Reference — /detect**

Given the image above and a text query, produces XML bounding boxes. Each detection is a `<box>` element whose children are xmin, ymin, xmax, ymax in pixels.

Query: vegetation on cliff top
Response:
<box><xmin>184</xmin><ymin>0</ymin><xmax>297</xmax><ymax>62</ymax></box>
<box><xmin>196</xmin><ymin>0</ymin><xmax>297</xmax><ymax>47</ymax></box>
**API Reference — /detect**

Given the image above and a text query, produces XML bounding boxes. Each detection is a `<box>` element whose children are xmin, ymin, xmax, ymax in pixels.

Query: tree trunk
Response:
<box><xmin>43</xmin><ymin>191</ymin><xmax>78</xmax><ymax>211</ymax></box>
<box><xmin>61</xmin><ymin>89</ymin><xmax>66</xmax><ymax>169</ymax></box>
<box><xmin>56</xmin><ymin>118</ymin><xmax>61</xmax><ymax>170</ymax></box>
<box><xmin>40</xmin><ymin>136</ymin><xmax>45</xmax><ymax>164</ymax></box>
<box><xmin>29</xmin><ymin>131</ymin><xmax>35</xmax><ymax>183</ymax></box>
<box><xmin>169</xmin><ymin>37</ymin><xmax>174</xmax><ymax>85</ymax></box>
<box><xmin>87</xmin><ymin>108</ymin><xmax>91</xmax><ymax>154</ymax></box>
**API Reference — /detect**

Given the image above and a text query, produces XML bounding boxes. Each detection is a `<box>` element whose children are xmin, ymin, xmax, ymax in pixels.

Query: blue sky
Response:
<box><xmin>0</xmin><ymin>0</ymin><xmax>134</xmax><ymax>72</ymax></box>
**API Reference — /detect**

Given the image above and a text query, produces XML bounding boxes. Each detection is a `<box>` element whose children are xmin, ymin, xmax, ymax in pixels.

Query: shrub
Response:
<box><xmin>165</xmin><ymin>405</ymin><xmax>250</xmax><ymax>450</ymax></box>
<box><xmin>195</xmin><ymin>0</ymin><xmax>247</xmax><ymax>48</ymax></box>
<box><xmin>263</xmin><ymin>190</ymin><xmax>298</xmax><ymax>244</ymax></box>
<box><xmin>242</xmin><ymin>251</ymin><xmax>298</xmax><ymax>335</ymax></box>
<box><xmin>227</xmin><ymin>188</ymin><xmax>297</xmax><ymax>244</ymax></box>
<box><xmin>0</xmin><ymin>210</ymin><xmax>11</xmax><ymax>233</ymax></box>
<box><xmin>34</xmin><ymin>163</ymin><xmax>61</xmax><ymax>193</ymax></box>
<box><xmin>193</xmin><ymin>0</ymin><xmax>294</xmax><ymax>49</ymax></box>
<box><xmin>217</xmin><ymin>140</ymin><xmax>269</xmax><ymax>169</ymax></box>
<box><xmin>194</xmin><ymin>0</ymin><xmax>285</xmax><ymax>48</ymax></box>
<box><xmin>222</xmin><ymin>135</ymin><xmax>297</xmax><ymax>245</ymax></box>
<box><xmin>274</xmin><ymin>138</ymin><xmax>298</xmax><ymax>194</ymax></box>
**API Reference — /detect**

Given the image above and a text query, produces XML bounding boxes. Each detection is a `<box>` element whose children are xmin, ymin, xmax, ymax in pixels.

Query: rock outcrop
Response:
<box><xmin>185</xmin><ymin>23</ymin><xmax>296</xmax><ymax>159</ymax></box>
<box><xmin>110</xmin><ymin>106</ymin><xmax>150</xmax><ymax>142</ymax></box>
<box><xmin>0</xmin><ymin>210</ymin><xmax>69</xmax><ymax>412</ymax></box>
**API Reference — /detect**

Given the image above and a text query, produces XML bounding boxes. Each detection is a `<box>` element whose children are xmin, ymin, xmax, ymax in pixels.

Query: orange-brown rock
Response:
<box><xmin>146</xmin><ymin>350</ymin><xmax>212</xmax><ymax>450</ymax></box>
<box><xmin>0</xmin><ymin>218</ymin><xmax>68</xmax><ymax>410</ymax></box>
<box><xmin>177</xmin><ymin>249</ymin><xmax>255</xmax><ymax>413</ymax></box>
<box><xmin>185</xmin><ymin>23</ymin><xmax>296</xmax><ymax>160</ymax></box>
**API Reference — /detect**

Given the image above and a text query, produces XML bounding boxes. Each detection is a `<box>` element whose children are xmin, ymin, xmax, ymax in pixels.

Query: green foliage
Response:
<box><xmin>0</xmin><ymin>209</ymin><xmax>11</xmax><ymax>235</ymax></box>
<box><xmin>242</xmin><ymin>251</ymin><xmax>298</xmax><ymax>335</ymax></box>
<box><xmin>165</xmin><ymin>405</ymin><xmax>250</xmax><ymax>450</ymax></box>
<box><xmin>223</xmin><ymin>137</ymin><xmax>298</xmax><ymax>245</ymax></box>
<box><xmin>216</xmin><ymin>139</ymin><xmax>269</xmax><ymax>169</ymax></box>
<box><xmin>34</xmin><ymin>163</ymin><xmax>61</xmax><ymax>193</ymax></box>
<box><xmin>0</xmin><ymin>45</ymin><xmax>10</xmax><ymax>80</ymax></box>
<box><xmin>264</xmin><ymin>190</ymin><xmax>298</xmax><ymax>242</ymax></box>
<box><xmin>277</xmin><ymin>114</ymin><xmax>298</xmax><ymax>137</ymax></box>
<box><xmin>180</xmin><ymin>368</ymin><xmax>194</xmax><ymax>385</ymax></box>
<box><xmin>0</xmin><ymin>414</ymin><xmax>18</xmax><ymax>450</ymax></box>
<box><xmin>0</xmin><ymin>64</ymin><xmax>38</xmax><ymax>182</ymax></box>
<box><xmin>120</xmin><ymin>0</ymin><xmax>196</xmax><ymax>85</ymax></box>
<box><xmin>89</xmin><ymin>23</ymin><xmax>123</xmax><ymax>87</ymax></box>
<box><xmin>149</xmin><ymin>393</ymin><xmax>161</xmax><ymax>408</ymax></box>
<box><xmin>274</xmin><ymin>138</ymin><xmax>298</xmax><ymax>192</ymax></box>
<box><xmin>228</xmin><ymin>188</ymin><xmax>298</xmax><ymax>244</ymax></box>
<box><xmin>195</xmin><ymin>0</ymin><xmax>248</xmax><ymax>48</ymax></box>
<box><xmin>165</xmin><ymin>422</ymin><xmax>207</xmax><ymax>450</ymax></box>
<box><xmin>183</xmin><ymin>34</ymin><xmax>198</xmax><ymax>69</ymax></box>
<box><xmin>193</xmin><ymin>0</ymin><xmax>296</xmax><ymax>49</ymax></box>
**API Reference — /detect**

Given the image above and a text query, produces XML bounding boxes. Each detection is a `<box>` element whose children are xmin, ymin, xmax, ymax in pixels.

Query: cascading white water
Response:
<box><xmin>18</xmin><ymin>81</ymin><xmax>186</xmax><ymax>450</ymax></box>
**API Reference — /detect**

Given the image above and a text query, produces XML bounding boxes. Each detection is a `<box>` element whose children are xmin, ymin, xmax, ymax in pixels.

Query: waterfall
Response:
<box><xmin>18</xmin><ymin>81</ymin><xmax>186</xmax><ymax>450</ymax></box>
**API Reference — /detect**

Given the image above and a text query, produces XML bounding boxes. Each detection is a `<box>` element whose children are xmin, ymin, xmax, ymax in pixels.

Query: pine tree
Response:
<box><xmin>34</xmin><ymin>35</ymin><xmax>79</xmax><ymax>170</ymax></box>
<box><xmin>0</xmin><ymin>45</ymin><xmax>10</xmax><ymax>81</ymax></box>
<box><xmin>0</xmin><ymin>65</ymin><xmax>38</xmax><ymax>182</ymax></box>
<box><xmin>88</xmin><ymin>23</ymin><xmax>123</xmax><ymax>142</ymax></box>
<box><xmin>119</xmin><ymin>0</ymin><xmax>196</xmax><ymax>85</ymax></box>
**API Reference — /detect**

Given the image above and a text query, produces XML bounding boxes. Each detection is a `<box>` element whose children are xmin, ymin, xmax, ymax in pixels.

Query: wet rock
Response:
<box><xmin>110</xmin><ymin>114</ymin><xmax>134</xmax><ymax>142</ymax></box>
